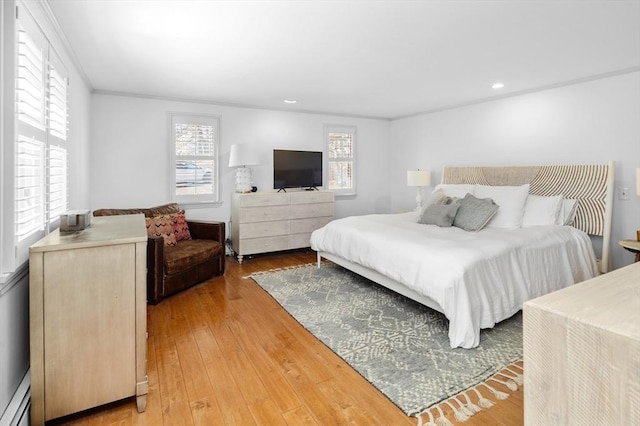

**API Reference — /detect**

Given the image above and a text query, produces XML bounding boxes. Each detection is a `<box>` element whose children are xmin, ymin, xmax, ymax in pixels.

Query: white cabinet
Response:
<box><xmin>29</xmin><ymin>215</ymin><xmax>148</xmax><ymax>424</ymax></box>
<box><xmin>231</xmin><ymin>191</ymin><xmax>335</xmax><ymax>262</ymax></box>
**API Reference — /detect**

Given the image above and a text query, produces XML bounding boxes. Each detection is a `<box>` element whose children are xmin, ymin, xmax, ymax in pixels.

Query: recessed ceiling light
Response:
<box><xmin>491</xmin><ymin>82</ymin><xmax>505</xmax><ymax>89</ymax></box>
<box><xmin>283</xmin><ymin>99</ymin><xmax>297</xmax><ymax>104</ymax></box>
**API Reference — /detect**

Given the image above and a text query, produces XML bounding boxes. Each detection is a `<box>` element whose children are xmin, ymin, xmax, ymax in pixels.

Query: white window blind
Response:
<box><xmin>48</xmin><ymin>145</ymin><xmax>68</xmax><ymax>221</ymax></box>
<box><xmin>325</xmin><ymin>125</ymin><xmax>357</xmax><ymax>195</ymax></box>
<box><xmin>14</xmin><ymin>6</ymin><xmax>69</xmax><ymax>264</ymax></box>
<box><xmin>17</xmin><ymin>26</ymin><xmax>45</xmax><ymax>130</ymax></box>
<box><xmin>48</xmin><ymin>65</ymin><xmax>68</xmax><ymax>140</ymax></box>
<box><xmin>170</xmin><ymin>114</ymin><xmax>219</xmax><ymax>204</ymax></box>
<box><xmin>15</xmin><ymin>136</ymin><xmax>45</xmax><ymax>241</ymax></box>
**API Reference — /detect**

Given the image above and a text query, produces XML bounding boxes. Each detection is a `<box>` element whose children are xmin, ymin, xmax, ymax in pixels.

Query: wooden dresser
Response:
<box><xmin>231</xmin><ymin>190</ymin><xmax>334</xmax><ymax>263</ymax></box>
<box><xmin>523</xmin><ymin>262</ymin><xmax>640</xmax><ymax>424</ymax></box>
<box><xmin>29</xmin><ymin>214</ymin><xmax>148</xmax><ymax>424</ymax></box>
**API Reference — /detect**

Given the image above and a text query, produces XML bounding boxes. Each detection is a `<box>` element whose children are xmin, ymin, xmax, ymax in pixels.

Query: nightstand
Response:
<box><xmin>523</xmin><ymin>262</ymin><xmax>640</xmax><ymax>424</ymax></box>
<box><xmin>618</xmin><ymin>239</ymin><xmax>640</xmax><ymax>262</ymax></box>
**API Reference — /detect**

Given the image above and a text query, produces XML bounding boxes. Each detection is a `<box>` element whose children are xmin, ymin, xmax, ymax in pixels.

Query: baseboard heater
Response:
<box><xmin>0</xmin><ymin>370</ymin><xmax>30</xmax><ymax>426</ymax></box>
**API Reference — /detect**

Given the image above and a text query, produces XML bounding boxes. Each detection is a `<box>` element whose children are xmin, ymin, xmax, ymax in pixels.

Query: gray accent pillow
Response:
<box><xmin>418</xmin><ymin>199</ymin><xmax>461</xmax><ymax>227</ymax></box>
<box><xmin>453</xmin><ymin>193</ymin><xmax>499</xmax><ymax>232</ymax></box>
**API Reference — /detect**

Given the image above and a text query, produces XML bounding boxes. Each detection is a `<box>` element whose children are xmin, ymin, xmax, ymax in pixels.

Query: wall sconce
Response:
<box><xmin>407</xmin><ymin>169</ymin><xmax>431</xmax><ymax>210</ymax></box>
<box><xmin>229</xmin><ymin>144</ymin><xmax>260</xmax><ymax>193</ymax></box>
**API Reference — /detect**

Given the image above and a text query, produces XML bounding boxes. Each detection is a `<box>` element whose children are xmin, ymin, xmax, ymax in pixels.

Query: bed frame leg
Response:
<box><xmin>317</xmin><ymin>252</ymin><xmax>321</xmax><ymax>268</ymax></box>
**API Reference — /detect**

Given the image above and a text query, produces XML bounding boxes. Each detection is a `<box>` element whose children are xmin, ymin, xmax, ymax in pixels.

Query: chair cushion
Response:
<box><xmin>163</xmin><ymin>239</ymin><xmax>224</xmax><ymax>275</ymax></box>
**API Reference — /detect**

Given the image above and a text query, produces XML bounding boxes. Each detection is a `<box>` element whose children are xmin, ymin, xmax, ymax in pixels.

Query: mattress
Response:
<box><xmin>310</xmin><ymin>212</ymin><xmax>599</xmax><ymax>348</ymax></box>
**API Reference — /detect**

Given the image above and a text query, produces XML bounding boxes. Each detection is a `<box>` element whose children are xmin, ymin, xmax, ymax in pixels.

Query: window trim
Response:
<box><xmin>324</xmin><ymin>124</ymin><xmax>357</xmax><ymax>197</ymax></box>
<box><xmin>168</xmin><ymin>112</ymin><xmax>221</xmax><ymax>207</ymax></box>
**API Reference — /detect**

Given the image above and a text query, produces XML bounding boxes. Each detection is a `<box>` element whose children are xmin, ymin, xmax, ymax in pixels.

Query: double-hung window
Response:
<box><xmin>14</xmin><ymin>6</ymin><xmax>69</xmax><ymax>265</ymax></box>
<box><xmin>169</xmin><ymin>113</ymin><xmax>220</xmax><ymax>205</ymax></box>
<box><xmin>324</xmin><ymin>124</ymin><xmax>357</xmax><ymax>195</ymax></box>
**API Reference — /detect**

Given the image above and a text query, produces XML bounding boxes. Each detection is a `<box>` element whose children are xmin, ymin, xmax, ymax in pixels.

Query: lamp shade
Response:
<box><xmin>407</xmin><ymin>169</ymin><xmax>431</xmax><ymax>187</ymax></box>
<box><xmin>229</xmin><ymin>144</ymin><xmax>260</xmax><ymax>168</ymax></box>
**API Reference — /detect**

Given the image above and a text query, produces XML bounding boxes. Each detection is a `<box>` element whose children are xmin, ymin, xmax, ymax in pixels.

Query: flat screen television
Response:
<box><xmin>273</xmin><ymin>149</ymin><xmax>323</xmax><ymax>191</ymax></box>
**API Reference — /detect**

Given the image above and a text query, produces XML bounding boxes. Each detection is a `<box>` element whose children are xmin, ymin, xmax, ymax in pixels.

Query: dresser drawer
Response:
<box><xmin>290</xmin><ymin>203</ymin><xmax>334</xmax><ymax>219</ymax></box>
<box><xmin>290</xmin><ymin>191</ymin><xmax>334</xmax><ymax>204</ymax></box>
<box><xmin>239</xmin><ymin>220</ymin><xmax>290</xmax><ymax>238</ymax></box>
<box><xmin>235</xmin><ymin>193</ymin><xmax>290</xmax><ymax>207</ymax></box>
<box><xmin>240</xmin><ymin>236</ymin><xmax>289</xmax><ymax>255</ymax></box>
<box><xmin>238</xmin><ymin>205</ymin><xmax>290</xmax><ymax>222</ymax></box>
<box><xmin>290</xmin><ymin>217</ymin><xmax>332</xmax><ymax>234</ymax></box>
<box><xmin>289</xmin><ymin>232</ymin><xmax>313</xmax><ymax>249</ymax></box>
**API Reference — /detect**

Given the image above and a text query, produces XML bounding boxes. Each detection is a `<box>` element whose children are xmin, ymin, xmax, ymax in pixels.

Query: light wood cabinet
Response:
<box><xmin>231</xmin><ymin>191</ymin><xmax>334</xmax><ymax>263</ymax></box>
<box><xmin>29</xmin><ymin>214</ymin><xmax>148</xmax><ymax>424</ymax></box>
<box><xmin>523</xmin><ymin>262</ymin><xmax>640</xmax><ymax>424</ymax></box>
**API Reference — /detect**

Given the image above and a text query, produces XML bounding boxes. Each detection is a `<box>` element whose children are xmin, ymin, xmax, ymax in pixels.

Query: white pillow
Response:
<box><xmin>522</xmin><ymin>195</ymin><xmax>563</xmax><ymax>227</ymax></box>
<box><xmin>474</xmin><ymin>184</ymin><xmax>530</xmax><ymax>229</ymax></box>
<box><xmin>557</xmin><ymin>198</ymin><xmax>578</xmax><ymax>226</ymax></box>
<box><xmin>433</xmin><ymin>184</ymin><xmax>475</xmax><ymax>199</ymax></box>
<box><xmin>423</xmin><ymin>188</ymin><xmax>447</xmax><ymax>206</ymax></box>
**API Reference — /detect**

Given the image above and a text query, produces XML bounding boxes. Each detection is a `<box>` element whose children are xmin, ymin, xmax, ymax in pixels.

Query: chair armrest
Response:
<box><xmin>187</xmin><ymin>220</ymin><xmax>225</xmax><ymax>244</ymax></box>
<box><xmin>146</xmin><ymin>235</ymin><xmax>164</xmax><ymax>305</ymax></box>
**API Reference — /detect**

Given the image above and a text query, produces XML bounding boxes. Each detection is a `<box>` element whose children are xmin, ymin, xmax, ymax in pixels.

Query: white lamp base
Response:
<box><xmin>235</xmin><ymin>167</ymin><xmax>253</xmax><ymax>193</ymax></box>
<box><xmin>415</xmin><ymin>187</ymin><xmax>423</xmax><ymax>211</ymax></box>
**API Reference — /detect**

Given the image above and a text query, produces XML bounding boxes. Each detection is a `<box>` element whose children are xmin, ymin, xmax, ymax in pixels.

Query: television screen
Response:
<box><xmin>273</xmin><ymin>149</ymin><xmax>323</xmax><ymax>190</ymax></box>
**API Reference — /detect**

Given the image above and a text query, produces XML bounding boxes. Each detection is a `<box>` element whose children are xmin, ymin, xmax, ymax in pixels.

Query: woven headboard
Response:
<box><xmin>441</xmin><ymin>161</ymin><xmax>615</xmax><ymax>272</ymax></box>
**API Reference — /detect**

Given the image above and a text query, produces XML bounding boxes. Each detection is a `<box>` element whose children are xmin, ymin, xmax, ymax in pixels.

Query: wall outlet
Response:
<box><xmin>619</xmin><ymin>186</ymin><xmax>629</xmax><ymax>200</ymax></box>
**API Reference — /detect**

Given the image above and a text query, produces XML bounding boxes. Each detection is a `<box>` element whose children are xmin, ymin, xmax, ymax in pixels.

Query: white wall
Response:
<box><xmin>390</xmin><ymin>72</ymin><xmax>640</xmax><ymax>270</ymax></box>
<box><xmin>91</xmin><ymin>73</ymin><xmax>640</xmax><ymax>270</ymax></box>
<box><xmin>90</xmin><ymin>94</ymin><xmax>392</xmax><ymax>227</ymax></box>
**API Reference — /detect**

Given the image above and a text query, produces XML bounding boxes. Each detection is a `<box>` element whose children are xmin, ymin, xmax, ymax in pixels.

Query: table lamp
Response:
<box><xmin>407</xmin><ymin>169</ymin><xmax>431</xmax><ymax>210</ymax></box>
<box><xmin>229</xmin><ymin>144</ymin><xmax>260</xmax><ymax>193</ymax></box>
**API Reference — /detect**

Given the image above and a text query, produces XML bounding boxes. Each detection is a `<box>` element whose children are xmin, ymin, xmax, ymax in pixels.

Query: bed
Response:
<box><xmin>310</xmin><ymin>162</ymin><xmax>615</xmax><ymax>349</ymax></box>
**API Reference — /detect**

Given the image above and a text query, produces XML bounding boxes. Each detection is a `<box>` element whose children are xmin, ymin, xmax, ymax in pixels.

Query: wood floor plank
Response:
<box><xmin>282</xmin><ymin>405</ymin><xmax>319</xmax><ymax>426</ymax></box>
<box><xmin>174</xmin><ymin>333</ymin><xmax>215</xmax><ymax>402</ymax></box>
<box><xmin>191</xmin><ymin>327</ymin><xmax>257</xmax><ymax>426</ymax></box>
<box><xmin>49</xmin><ymin>250</ymin><xmax>523</xmax><ymax>425</ymax></box>
<box><xmin>224</xmin><ymin>299</ymin><xmax>303</xmax><ymax>413</ymax></box>
<box><xmin>155</xmin><ymin>342</ymin><xmax>194</xmax><ymax>425</ymax></box>
<box><xmin>188</xmin><ymin>395</ymin><xmax>225</xmax><ymax>425</ymax></box>
<box><xmin>247</xmin><ymin>398</ymin><xmax>288</xmax><ymax>425</ymax></box>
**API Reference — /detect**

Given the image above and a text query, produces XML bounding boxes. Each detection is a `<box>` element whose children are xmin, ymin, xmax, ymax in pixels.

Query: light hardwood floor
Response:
<box><xmin>50</xmin><ymin>250</ymin><xmax>523</xmax><ymax>425</ymax></box>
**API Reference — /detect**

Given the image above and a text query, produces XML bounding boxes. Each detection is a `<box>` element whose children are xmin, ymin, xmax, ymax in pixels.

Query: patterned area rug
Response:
<box><xmin>250</xmin><ymin>262</ymin><xmax>524</xmax><ymax>424</ymax></box>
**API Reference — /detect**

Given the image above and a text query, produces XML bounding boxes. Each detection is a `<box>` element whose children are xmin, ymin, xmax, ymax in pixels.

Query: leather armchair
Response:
<box><xmin>93</xmin><ymin>203</ymin><xmax>225</xmax><ymax>304</ymax></box>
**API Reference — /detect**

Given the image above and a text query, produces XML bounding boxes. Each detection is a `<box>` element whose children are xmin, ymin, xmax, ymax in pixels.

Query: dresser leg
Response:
<box><xmin>237</xmin><ymin>255</ymin><xmax>243</xmax><ymax>264</ymax></box>
<box><xmin>136</xmin><ymin>394</ymin><xmax>147</xmax><ymax>413</ymax></box>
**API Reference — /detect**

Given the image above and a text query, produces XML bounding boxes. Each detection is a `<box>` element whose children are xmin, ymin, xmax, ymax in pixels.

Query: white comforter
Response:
<box><xmin>310</xmin><ymin>212</ymin><xmax>599</xmax><ymax>348</ymax></box>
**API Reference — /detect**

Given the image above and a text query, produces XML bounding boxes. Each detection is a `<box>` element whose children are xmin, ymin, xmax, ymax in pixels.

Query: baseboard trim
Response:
<box><xmin>0</xmin><ymin>370</ymin><xmax>30</xmax><ymax>426</ymax></box>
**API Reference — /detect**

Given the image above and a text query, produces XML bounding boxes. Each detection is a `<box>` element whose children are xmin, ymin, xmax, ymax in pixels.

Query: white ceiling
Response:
<box><xmin>47</xmin><ymin>0</ymin><xmax>640</xmax><ymax>120</ymax></box>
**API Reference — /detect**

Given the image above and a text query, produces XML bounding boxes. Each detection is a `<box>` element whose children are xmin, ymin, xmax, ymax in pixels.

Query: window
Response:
<box><xmin>324</xmin><ymin>124</ymin><xmax>356</xmax><ymax>195</ymax></box>
<box><xmin>14</xmin><ymin>7</ymin><xmax>68</xmax><ymax>265</ymax></box>
<box><xmin>169</xmin><ymin>113</ymin><xmax>220</xmax><ymax>205</ymax></box>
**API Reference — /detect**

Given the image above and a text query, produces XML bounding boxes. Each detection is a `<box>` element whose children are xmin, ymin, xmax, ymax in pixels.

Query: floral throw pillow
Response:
<box><xmin>173</xmin><ymin>210</ymin><xmax>192</xmax><ymax>242</ymax></box>
<box><xmin>146</xmin><ymin>211</ymin><xmax>192</xmax><ymax>247</ymax></box>
<box><xmin>146</xmin><ymin>214</ymin><xmax>178</xmax><ymax>246</ymax></box>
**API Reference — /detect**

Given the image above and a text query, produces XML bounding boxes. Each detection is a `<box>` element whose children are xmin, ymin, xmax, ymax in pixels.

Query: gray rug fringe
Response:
<box><xmin>415</xmin><ymin>362</ymin><xmax>523</xmax><ymax>425</ymax></box>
